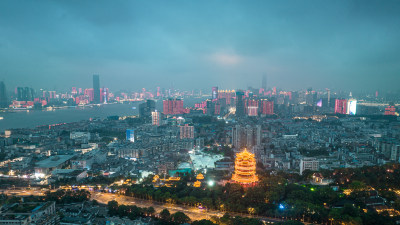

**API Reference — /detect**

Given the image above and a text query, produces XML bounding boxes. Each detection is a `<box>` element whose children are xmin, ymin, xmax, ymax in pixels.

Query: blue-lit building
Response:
<box><xmin>126</xmin><ymin>129</ymin><xmax>135</xmax><ymax>142</ymax></box>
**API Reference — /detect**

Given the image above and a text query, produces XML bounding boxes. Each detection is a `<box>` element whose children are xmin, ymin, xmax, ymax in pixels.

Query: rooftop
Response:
<box><xmin>36</xmin><ymin>155</ymin><xmax>75</xmax><ymax>168</ymax></box>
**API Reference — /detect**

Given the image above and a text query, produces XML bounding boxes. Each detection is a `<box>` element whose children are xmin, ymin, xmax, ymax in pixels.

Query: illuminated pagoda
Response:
<box><xmin>231</xmin><ymin>149</ymin><xmax>258</xmax><ymax>185</ymax></box>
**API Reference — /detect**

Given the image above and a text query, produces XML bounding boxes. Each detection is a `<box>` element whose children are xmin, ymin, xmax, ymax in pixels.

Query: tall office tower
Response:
<box><xmin>235</xmin><ymin>91</ymin><xmax>245</xmax><ymax>117</ymax></box>
<box><xmin>163</xmin><ymin>98</ymin><xmax>184</xmax><ymax>115</ymax></box>
<box><xmin>93</xmin><ymin>74</ymin><xmax>100</xmax><ymax>103</ymax></box>
<box><xmin>347</xmin><ymin>99</ymin><xmax>357</xmax><ymax>115</ymax></box>
<box><xmin>71</xmin><ymin>87</ymin><xmax>77</xmax><ymax>95</ymax></box>
<box><xmin>139</xmin><ymin>100</ymin><xmax>156</xmax><ymax>118</ymax></box>
<box><xmin>0</xmin><ymin>82</ymin><xmax>7</xmax><ymax>108</ymax></box>
<box><xmin>326</xmin><ymin>89</ymin><xmax>331</xmax><ymax>106</ymax></box>
<box><xmin>100</xmin><ymin>87</ymin><xmax>109</xmax><ymax>103</ymax></box>
<box><xmin>262</xmin><ymin>74</ymin><xmax>267</xmax><ymax>90</ymax></box>
<box><xmin>335</xmin><ymin>99</ymin><xmax>347</xmax><ymax>114</ymax></box>
<box><xmin>261</xmin><ymin>100</ymin><xmax>274</xmax><ymax>115</ymax></box>
<box><xmin>212</xmin><ymin>86</ymin><xmax>218</xmax><ymax>100</ymax></box>
<box><xmin>180</xmin><ymin>124</ymin><xmax>194</xmax><ymax>139</ymax></box>
<box><xmin>152</xmin><ymin>110</ymin><xmax>161</xmax><ymax>126</ymax></box>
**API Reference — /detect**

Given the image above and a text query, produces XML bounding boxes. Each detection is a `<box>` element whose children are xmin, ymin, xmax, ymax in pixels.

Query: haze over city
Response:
<box><xmin>1</xmin><ymin>0</ymin><xmax>400</xmax><ymax>91</ymax></box>
<box><xmin>1</xmin><ymin>1</ymin><xmax>400</xmax><ymax>225</ymax></box>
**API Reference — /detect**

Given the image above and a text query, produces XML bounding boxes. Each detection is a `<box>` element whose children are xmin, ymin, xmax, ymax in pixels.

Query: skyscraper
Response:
<box><xmin>0</xmin><ymin>82</ymin><xmax>7</xmax><ymax>108</ymax></box>
<box><xmin>212</xmin><ymin>87</ymin><xmax>218</xmax><ymax>100</ymax></box>
<box><xmin>235</xmin><ymin>91</ymin><xmax>245</xmax><ymax>117</ymax></box>
<box><xmin>262</xmin><ymin>74</ymin><xmax>267</xmax><ymax>90</ymax></box>
<box><xmin>93</xmin><ymin>75</ymin><xmax>100</xmax><ymax>103</ymax></box>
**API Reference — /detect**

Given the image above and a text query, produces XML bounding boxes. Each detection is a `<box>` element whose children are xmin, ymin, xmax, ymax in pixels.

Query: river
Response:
<box><xmin>0</xmin><ymin>98</ymin><xmax>205</xmax><ymax>131</ymax></box>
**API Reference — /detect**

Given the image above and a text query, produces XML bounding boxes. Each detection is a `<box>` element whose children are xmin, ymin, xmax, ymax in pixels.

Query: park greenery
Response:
<box><xmin>112</xmin><ymin>163</ymin><xmax>400</xmax><ymax>225</ymax></box>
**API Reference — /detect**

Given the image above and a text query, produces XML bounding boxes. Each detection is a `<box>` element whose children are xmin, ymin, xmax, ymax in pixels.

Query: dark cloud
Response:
<box><xmin>0</xmin><ymin>0</ymin><xmax>399</xmax><ymax>92</ymax></box>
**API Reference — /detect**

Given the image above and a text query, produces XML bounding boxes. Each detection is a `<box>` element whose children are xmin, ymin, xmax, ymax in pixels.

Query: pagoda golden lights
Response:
<box><xmin>231</xmin><ymin>149</ymin><xmax>258</xmax><ymax>185</ymax></box>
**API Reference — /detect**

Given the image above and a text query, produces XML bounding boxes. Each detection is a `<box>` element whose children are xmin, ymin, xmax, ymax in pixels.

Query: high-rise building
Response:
<box><xmin>93</xmin><ymin>74</ymin><xmax>100</xmax><ymax>103</ymax></box>
<box><xmin>0</xmin><ymin>81</ymin><xmax>7</xmax><ymax>108</ymax></box>
<box><xmin>235</xmin><ymin>91</ymin><xmax>245</xmax><ymax>117</ymax></box>
<box><xmin>152</xmin><ymin>110</ymin><xmax>161</xmax><ymax>126</ymax></box>
<box><xmin>347</xmin><ymin>99</ymin><xmax>357</xmax><ymax>115</ymax></box>
<box><xmin>126</xmin><ymin>129</ymin><xmax>135</xmax><ymax>142</ymax></box>
<box><xmin>84</xmin><ymin>88</ymin><xmax>94</xmax><ymax>102</ymax></box>
<box><xmin>212</xmin><ymin>87</ymin><xmax>218</xmax><ymax>100</ymax></box>
<box><xmin>262</xmin><ymin>74</ymin><xmax>267</xmax><ymax>90</ymax></box>
<box><xmin>246</xmin><ymin>99</ymin><xmax>258</xmax><ymax>116</ymax></box>
<box><xmin>232</xmin><ymin>125</ymin><xmax>261</xmax><ymax>150</ymax></box>
<box><xmin>180</xmin><ymin>124</ymin><xmax>194</xmax><ymax>139</ymax></box>
<box><xmin>163</xmin><ymin>98</ymin><xmax>184</xmax><ymax>115</ymax></box>
<box><xmin>261</xmin><ymin>100</ymin><xmax>274</xmax><ymax>115</ymax></box>
<box><xmin>16</xmin><ymin>87</ymin><xmax>34</xmax><ymax>101</ymax></box>
<box><xmin>335</xmin><ymin>99</ymin><xmax>347</xmax><ymax>114</ymax></box>
<box><xmin>101</xmin><ymin>87</ymin><xmax>109</xmax><ymax>103</ymax></box>
<box><xmin>139</xmin><ymin>100</ymin><xmax>156</xmax><ymax>118</ymax></box>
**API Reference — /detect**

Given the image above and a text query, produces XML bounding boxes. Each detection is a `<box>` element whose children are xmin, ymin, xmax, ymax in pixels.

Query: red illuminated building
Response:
<box><xmin>261</xmin><ymin>100</ymin><xmax>274</xmax><ymax>115</ymax></box>
<box><xmin>385</xmin><ymin>105</ymin><xmax>396</xmax><ymax>116</ymax></box>
<box><xmin>163</xmin><ymin>99</ymin><xmax>184</xmax><ymax>115</ymax></box>
<box><xmin>335</xmin><ymin>99</ymin><xmax>347</xmax><ymax>114</ymax></box>
<box><xmin>246</xmin><ymin>99</ymin><xmax>259</xmax><ymax>116</ymax></box>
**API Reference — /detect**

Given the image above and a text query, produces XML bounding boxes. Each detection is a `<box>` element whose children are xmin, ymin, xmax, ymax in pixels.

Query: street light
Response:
<box><xmin>207</xmin><ymin>180</ymin><xmax>214</xmax><ymax>187</ymax></box>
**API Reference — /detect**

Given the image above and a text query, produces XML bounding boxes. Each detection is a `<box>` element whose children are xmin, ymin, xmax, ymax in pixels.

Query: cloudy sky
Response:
<box><xmin>0</xmin><ymin>0</ymin><xmax>399</xmax><ymax>92</ymax></box>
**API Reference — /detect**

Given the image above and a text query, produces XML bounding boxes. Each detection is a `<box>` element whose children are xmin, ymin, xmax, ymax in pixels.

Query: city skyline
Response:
<box><xmin>1</xmin><ymin>0</ymin><xmax>400</xmax><ymax>91</ymax></box>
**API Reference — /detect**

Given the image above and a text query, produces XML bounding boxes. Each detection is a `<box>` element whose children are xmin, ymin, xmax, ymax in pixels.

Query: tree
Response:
<box><xmin>146</xmin><ymin>207</ymin><xmax>155</xmax><ymax>216</ymax></box>
<box><xmin>192</xmin><ymin>219</ymin><xmax>217</xmax><ymax>225</ymax></box>
<box><xmin>276</xmin><ymin>221</ymin><xmax>304</xmax><ymax>225</ymax></box>
<box><xmin>107</xmin><ymin>200</ymin><xmax>119</xmax><ymax>216</ymax></box>
<box><xmin>171</xmin><ymin>211</ymin><xmax>191</xmax><ymax>224</ymax></box>
<box><xmin>160</xmin><ymin>209</ymin><xmax>171</xmax><ymax>221</ymax></box>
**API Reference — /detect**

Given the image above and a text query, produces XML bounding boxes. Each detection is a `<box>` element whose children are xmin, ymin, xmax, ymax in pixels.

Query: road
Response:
<box><xmin>0</xmin><ymin>189</ymin><xmax>46</xmax><ymax>196</ymax></box>
<box><xmin>1</xmin><ymin>189</ymin><xmax>312</xmax><ymax>224</ymax></box>
<box><xmin>92</xmin><ymin>192</ymin><xmax>285</xmax><ymax>223</ymax></box>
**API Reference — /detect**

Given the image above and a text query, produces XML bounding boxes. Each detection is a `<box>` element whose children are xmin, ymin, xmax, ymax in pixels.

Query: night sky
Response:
<box><xmin>0</xmin><ymin>0</ymin><xmax>399</xmax><ymax>91</ymax></box>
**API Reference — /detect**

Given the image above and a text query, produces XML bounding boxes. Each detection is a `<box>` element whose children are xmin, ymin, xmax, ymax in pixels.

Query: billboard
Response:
<box><xmin>126</xmin><ymin>129</ymin><xmax>135</xmax><ymax>142</ymax></box>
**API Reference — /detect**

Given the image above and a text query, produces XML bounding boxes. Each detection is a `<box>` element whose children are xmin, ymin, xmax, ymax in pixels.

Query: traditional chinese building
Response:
<box><xmin>231</xmin><ymin>149</ymin><xmax>258</xmax><ymax>186</ymax></box>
